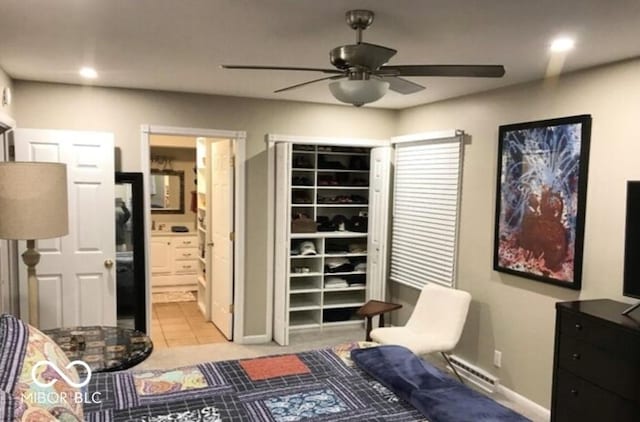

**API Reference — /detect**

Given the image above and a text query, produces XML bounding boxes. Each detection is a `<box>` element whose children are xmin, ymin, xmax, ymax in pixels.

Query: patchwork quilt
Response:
<box><xmin>83</xmin><ymin>342</ymin><xmax>427</xmax><ymax>421</ymax></box>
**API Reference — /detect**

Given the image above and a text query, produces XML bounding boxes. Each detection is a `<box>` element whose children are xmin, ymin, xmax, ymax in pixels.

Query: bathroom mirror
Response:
<box><xmin>150</xmin><ymin>169</ymin><xmax>185</xmax><ymax>213</ymax></box>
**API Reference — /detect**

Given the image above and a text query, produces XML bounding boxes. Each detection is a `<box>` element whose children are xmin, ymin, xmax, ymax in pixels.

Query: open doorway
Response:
<box><xmin>142</xmin><ymin>127</ymin><xmax>246</xmax><ymax>348</ymax></box>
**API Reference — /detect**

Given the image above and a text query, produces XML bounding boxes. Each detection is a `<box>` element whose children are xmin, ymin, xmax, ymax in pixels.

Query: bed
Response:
<box><xmin>81</xmin><ymin>342</ymin><xmax>425</xmax><ymax>421</ymax></box>
<box><xmin>1</xmin><ymin>314</ymin><xmax>528</xmax><ymax>422</ymax></box>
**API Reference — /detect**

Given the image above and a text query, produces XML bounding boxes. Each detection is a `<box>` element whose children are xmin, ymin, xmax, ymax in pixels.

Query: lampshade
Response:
<box><xmin>329</xmin><ymin>78</ymin><xmax>390</xmax><ymax>106</ymax></box>
<box><xmin>0</xmin><ymin>162</ymin><xmax>69</xmax><ymax>240</ymax></box>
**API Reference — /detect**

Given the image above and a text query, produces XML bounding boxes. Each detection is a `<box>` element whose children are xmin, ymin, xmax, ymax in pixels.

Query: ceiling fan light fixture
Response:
<box><xmin>329</xmin><ymin>78</ymin><xmax>389</xmax><ymax>106</ymax></box>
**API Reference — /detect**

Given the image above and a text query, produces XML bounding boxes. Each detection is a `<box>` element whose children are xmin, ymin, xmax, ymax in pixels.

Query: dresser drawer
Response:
<box><xmin>173</xmin><ymin>237</ymin><xmax>197</xmax><ymax>248</ymax></box>
<box><xmin>558</xmin><ymin>335</ymin><xmax>640</xmax><ymax>401</ymax></box>
<box><xmin>174</xmin><ymin>247</ymin><xmax>198</xmax><ymax>261</ymax></box>
<box><xmin>174</xmin><ymin>260</ymin><xmax>198</xmax><ymax>274</ymax></box>
<box><xmin>554</xmin><ymin>368</ymin><xmax>637</xmax><ymax>422</ymax></box>
<box><xmin>559</xmin><ymin>311</ymin><xmax>640</xmax><ymax>359</ymax></box>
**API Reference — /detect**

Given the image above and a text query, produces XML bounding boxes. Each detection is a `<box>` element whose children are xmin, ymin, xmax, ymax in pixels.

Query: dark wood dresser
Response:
<box><xmin>552</xmin><ymin>299</ymin><xmax>640</xmax><ymax>421</ymax></box>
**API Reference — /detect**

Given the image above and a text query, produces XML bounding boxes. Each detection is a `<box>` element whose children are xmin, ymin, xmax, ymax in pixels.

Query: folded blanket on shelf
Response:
<box><xmin>324</xmin><ymin>277</ymin><xmax>349</xmax><ymax>288</ymax></box>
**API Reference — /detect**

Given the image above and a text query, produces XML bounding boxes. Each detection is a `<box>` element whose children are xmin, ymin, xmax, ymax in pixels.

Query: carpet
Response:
<box><xmin>152</xmin><ymin>291</ymin><xmax>197</xmax><ymax>303</ymax></box>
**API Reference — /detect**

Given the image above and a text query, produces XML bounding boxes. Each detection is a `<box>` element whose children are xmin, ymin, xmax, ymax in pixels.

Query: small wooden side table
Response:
<box><xmin>357</xmin><ymin>300</ymin><xmax>402</xmax><ymax>341</ymax></box>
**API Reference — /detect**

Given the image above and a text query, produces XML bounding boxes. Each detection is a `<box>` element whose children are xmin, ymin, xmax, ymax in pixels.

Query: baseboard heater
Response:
<box><xmin>446</xmin><ymin>355</ymin><xmax>499</xmax><ymax>393</ymax></box>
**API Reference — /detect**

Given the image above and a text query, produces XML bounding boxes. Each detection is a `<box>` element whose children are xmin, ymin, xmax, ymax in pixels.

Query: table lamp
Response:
<box><xmin>0</xmin><ymin>162</ymin><xmax>69</xmax><ymax>327</ymax></box>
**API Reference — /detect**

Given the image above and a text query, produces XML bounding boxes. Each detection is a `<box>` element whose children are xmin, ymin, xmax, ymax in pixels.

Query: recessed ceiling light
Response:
<box><xmin>79</xmin><ymin>67</ymin><xmax>98</xmax><ymax>79</ymax></box>
<box><xmin>550</xmin><ymin>37</ymin><xmax>575</xmax><ymax>53</ymax></box>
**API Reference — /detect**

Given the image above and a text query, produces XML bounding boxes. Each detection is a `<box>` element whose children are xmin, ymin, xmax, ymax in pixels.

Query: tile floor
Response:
<box><xmin>150</xmin><ymin>301</ymin><xmax>228</xmax><ymax>348</ymax></box>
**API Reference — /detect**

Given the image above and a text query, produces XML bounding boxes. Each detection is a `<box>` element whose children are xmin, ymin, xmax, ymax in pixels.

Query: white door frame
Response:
<box><xmin>0</xmin><ymin>113</ymin><xmax>16</xmax><ymax>315</ymax></box>
<box><xmin>0</xmin><ymin>127</ymin><xmax>14</xmax><ymax>315</ymax></box>
<box><xmin>266</xmin><ymin>133</ymin><xmax>390</xmax><ymax>342</ymax></box>
<box><xmin>141</xmin><ymin>125</ymin><xmax>246</xmax><ymax>342</ymax></box>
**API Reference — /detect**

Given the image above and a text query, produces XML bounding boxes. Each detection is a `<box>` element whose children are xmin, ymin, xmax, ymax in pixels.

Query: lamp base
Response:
<box><xmin>22</xmin><ymin>239</ymin><xmax>40</xmax><ymax>327</ymax></box>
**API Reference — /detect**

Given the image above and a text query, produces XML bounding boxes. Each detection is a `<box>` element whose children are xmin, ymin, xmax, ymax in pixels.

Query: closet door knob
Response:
<box><xmin>104</xmin><ymin>259</ymin><xmax>114</xmax><ymax>268</ymax></box>
<box><xmin>572</xmin><ymin>353</ymin><xmax>581</xmax><ymax>360</ymax></box>
<box><xmin>574</xmin><ymin>323</ymin><xmax>582</xmax><ymax>330</ymax></box>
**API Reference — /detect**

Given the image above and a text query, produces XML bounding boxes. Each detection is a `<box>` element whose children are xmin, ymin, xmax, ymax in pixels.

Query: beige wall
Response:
<box><xmin>392</xmin><ymin>58</ymin><xmax>640</xmax><ymax>407</ymax></box>
<box><xmin>13</xmin><ymin>81</ymin><xmax>397</xmax><ymax>336</ymax></box>
<box><xmin>0</xmin><ymin>66</ymin><xmax>13</xmax><ymax>116</ymax></box>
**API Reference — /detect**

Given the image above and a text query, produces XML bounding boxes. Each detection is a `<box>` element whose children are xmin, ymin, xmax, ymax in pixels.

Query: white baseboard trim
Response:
<box><xmin>496</xmin><ymin>384</ymin><xmax>550</xmax><ymax>422</ymax></box>
<box><xmin>237</xmin><ymin>334</ymin><xmax>271</xmax><ymax>344</ymax></box>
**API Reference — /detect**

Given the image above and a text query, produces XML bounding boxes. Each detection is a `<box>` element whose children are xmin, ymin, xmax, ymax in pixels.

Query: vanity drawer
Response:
<box><xmin>174</xmin><ymin>237</ymin><xmax>197</xmax><ymax>248</ymax></box>
<box><xmin>174</xmin><ymin>247</ymin><xmax>198</xmax><ymax>261</ymax></box>
<box><xmin>174</xmin><ymin>260</ymin><xmax>198</xmax><ymax>274</ymax></box>
<box><xmin>554</xmin><ymin>368</ymin><xmax>637</xmax><ymax>422</ymax></box>
<box><xmin>558</xmin><ymin>335</ymin><xmax>640</xmax><ymax>401</ymax></box>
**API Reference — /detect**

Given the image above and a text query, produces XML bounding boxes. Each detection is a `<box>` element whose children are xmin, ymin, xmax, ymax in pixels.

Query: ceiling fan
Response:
<box><xmin>222</xmin><ymin>10</ymin><xmax>505</xmax><ymax>106</ymax></box>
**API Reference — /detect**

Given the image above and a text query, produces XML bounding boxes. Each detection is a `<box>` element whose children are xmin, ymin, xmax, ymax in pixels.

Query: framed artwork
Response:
<box><xmin>493</xmin><ymin>115</ymin><xmax>592</xmax><ymax>289</ymax></box>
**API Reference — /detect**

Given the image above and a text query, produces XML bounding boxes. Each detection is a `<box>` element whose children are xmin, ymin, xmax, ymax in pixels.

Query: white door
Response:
<box><xmin>273</xmin><ymin>142</ymin><xmax>291</xmax><ymax>345</ymax></box>
<box><xmin>367</xmin><ymin>146</ymin><xmax>391</xmax><ymax>301</ymax></box>
<box><xmin>209</xmin><ymin>139</ymin><xmax>234</xmax><ymax>339</ymax></box>
<box><xmin>14</xmin><ymin>129</ymin><xmax>116</xmax><ymax>329</ymax></box>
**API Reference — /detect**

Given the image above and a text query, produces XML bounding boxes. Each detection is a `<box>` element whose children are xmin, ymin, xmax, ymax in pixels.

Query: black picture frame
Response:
<box><xmin>493</xmin><ymin>115</ymin><xmax>592</xmax><ymax>289</ymax></box>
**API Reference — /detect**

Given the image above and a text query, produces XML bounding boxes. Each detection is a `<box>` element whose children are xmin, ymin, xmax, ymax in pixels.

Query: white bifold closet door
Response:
<box><xmin>366</xmin><ymin>146</ymin><xmax>391</xmax><ymax>301</ymax></box>
<box><xmin>14</xmin><ymin>129</ymin><xmax>116</xmax><ymax>328</ymax></box>
<box><xmin>273</xmin><ymin>142</ymin><xmax>291</xmax><ymax>346</ymax></box>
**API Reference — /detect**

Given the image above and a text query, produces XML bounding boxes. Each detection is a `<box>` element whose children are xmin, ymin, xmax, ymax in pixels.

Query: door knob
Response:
<box><xmin>104</xmin><ymin>259</ymin><xmax>114</xmax><ymax>268</ymax></box>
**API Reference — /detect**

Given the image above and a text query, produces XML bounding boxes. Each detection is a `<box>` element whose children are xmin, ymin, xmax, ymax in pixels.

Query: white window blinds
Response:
<box><xmin>390</xmin><ymin>135</ymin><xmax>463</xmax><ymax>289</ymax></box>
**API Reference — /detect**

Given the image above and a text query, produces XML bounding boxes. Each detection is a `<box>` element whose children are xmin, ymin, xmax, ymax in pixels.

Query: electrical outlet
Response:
<box><xmin>493</xmin><ymin>350</ymin><xmax>502</xmax><ymax>368</ymax></box>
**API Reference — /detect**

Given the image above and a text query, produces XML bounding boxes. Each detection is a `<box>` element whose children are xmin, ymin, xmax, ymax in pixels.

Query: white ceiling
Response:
<box><xmin>1</xmin><ymin>0</ymin><xmax>639</xmax><ymax>109</ymax></box>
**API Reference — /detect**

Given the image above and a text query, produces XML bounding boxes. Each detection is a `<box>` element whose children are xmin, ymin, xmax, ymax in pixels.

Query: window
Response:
<box><xmin>389</xmin><ymin>133</ymin><xmax>463</xmax><ymax>289</ymax></box>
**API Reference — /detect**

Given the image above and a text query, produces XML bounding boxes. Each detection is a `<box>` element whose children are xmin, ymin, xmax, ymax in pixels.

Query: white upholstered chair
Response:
<box><xmin>370</xmin><ymin>282</ymin><xmax>472</xmax><ymax>382</ymax></box>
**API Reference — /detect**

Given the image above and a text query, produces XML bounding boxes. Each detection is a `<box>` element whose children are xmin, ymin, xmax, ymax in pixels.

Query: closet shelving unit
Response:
<box><xmin>196</xmin><ymin>138</ymin><xmax>208</xmax><ymax>316</ymax></box>
<box><xmin>286</xmin><ymin>145</ymin><xmax>372</xmax><ymax>333</ymax></box>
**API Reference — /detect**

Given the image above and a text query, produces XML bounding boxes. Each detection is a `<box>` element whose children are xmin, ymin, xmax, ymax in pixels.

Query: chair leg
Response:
<box><xmin>441</xmin><ymin>352</ymin><xmax>464</xmax><ymax>384</ymax></box>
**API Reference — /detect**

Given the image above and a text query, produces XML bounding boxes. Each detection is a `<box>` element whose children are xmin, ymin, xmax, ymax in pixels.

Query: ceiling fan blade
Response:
<box><xmin>380</xmin><ymin>65</ymin><xmax>505</xmax><ymax>78</ymax></box>
<box><xmin>382</xmin><ymin>76</ymin><xmax>426</xmax><ymax>94</ymax></box>
<box><xmin>274</xmin><ymin>75</ymin><xmax>345</xmax><ymax>93</ymax></box>
<box><xmin>221</xmin><ymin>65</ymin><xmax>343</xmax><ymax>74</ymax></box>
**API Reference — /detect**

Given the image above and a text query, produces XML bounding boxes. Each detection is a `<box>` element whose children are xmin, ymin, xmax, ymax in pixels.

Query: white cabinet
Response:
<box><xmin>151</xmin><ymin>234</ymin><xmax>199</xmax><ymax>291</ymax></box>
<box><xmin>150</xmin><ymin>238</ymin><xmax>172</xmax><ymax>274</ymax></box>
<box><xmin>273</xmin><ymin>143</ymin><xmax>390</xmax><ymax>345</ymax></box>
